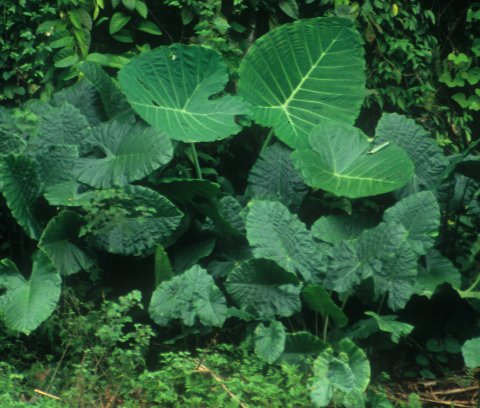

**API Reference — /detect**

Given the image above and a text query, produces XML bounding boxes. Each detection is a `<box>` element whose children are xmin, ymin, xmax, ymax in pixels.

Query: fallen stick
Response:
<box><xmin>34</xmin><ymin>389</ymin><xmax>61</xmax><ymax>400</ymax></box>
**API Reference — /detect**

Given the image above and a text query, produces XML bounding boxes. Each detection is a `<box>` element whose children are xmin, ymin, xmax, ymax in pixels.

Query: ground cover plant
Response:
<box><xmin>1</xmin><ymin>1</ymin><xmax>480</xmax><ymax>407</ymax></box>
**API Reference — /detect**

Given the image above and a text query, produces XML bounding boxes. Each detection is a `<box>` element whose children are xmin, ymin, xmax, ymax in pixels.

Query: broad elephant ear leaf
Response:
<box><xmin>149</xmin><ymin>265</ymin><xmax>227</xmax><ymax>327</ymax></box>
<box><xmin>118</xmin><ymin>44</ymin><xmax>250</xmax><ymax>142</ymax></box>
<box><xmin>383</xmin><ymin>191</ymin><xmax>440</xmax><ymax>255</ymax></box>
<box><xmin>247</xmin><ymin>142</ymin><xmax>308</xmax><ymax>209</ymax></box>
<box><xmin>0</xmin><ymin>154</ymin><xmax>42</xmax><ymax>240</ymax></box>
<box><xmin>73</xmin><ymin>117</ymin><xmax>173</xmax><ymax>188</ymax></box>
<box><xmin>44</xmin><ymin>181</ymin><xmax>96</xmax><ymax>207</ymax></box>
<box><xmin>78</xmin><ymin>61</ymin><xmax>131</xmax><ymax>119</ymax></box>
<box><xmin>326</xmin><ymin>222</ymin><xmax>418</xmax><ymax>311</ymax></box>
<box><xmin>0</xmin><ymin>252</ymin><xmax>61</xmax><ymax>335</ymax></box>
<box><xmin>83</xmin><ymin>185</ymin><xmax>183</xmax><ymax>255</ymax></box>
<box><xmin>224</xmin><ymin>259</ymin><xmax>302</xmax><ymax>319</ymax></box>
<box><xmin>52</xmin><ymin>80</ymin><xmax>104</xmax><ymax>125</ymax></box>
<box><xmin>375</xmin><ymin>113</ymin><xmax>448</xmax><ymax>194</ymax></box>
<box><xmin>246</xmin><ymin>200</ymin><xmax>329</xmax><ymax>282</ymax></box>
<box><xmin>363</xmin><ymin>312</ymin><xmax>414</xmax><ymax>343</ymax></box>
<box><xmin>415</xmin><ymin>250</ymin><xmax>461</xmax><ymax>298</ymax></box>
<box><xmin>254</xmin><ymin>321</ymin><xmax>286</xmax><ymax>364</ymax></box>
<box><xmin>302</xmin><ymin>285</ymin><xmax>348</xmax><ymax>327</ymax></box>
<box><xmin>292</xmin><ymin>121</ymin><xmax>414</xmax><ymax>198</ymax></box>
<box><xmin>278</xmin><ymin>331</ymin><xmax>327</xmax><ymax>365</ymax></box>
<box><xmin>34</xmin><ymin>102</ymin><xmax>91</xmax><ymax>147</ymax></box>
<box><xmin>310</xmin><ymin>339</ymin><xmax>370</xmax><ymax>408</ymax></box>
<box><xmin>462</xmin><ymin>337</ymin><xmax>480</xmax><ymax>368</ymax></box>
<box><xmin>311</xmin><ymin>214</ymin><xmax>376</xmax><ymax>245</ymax></box>
<box><xmin>238</xmin><ymin>17</ymin><xmax>366</xmax><ymax>149</ymax></box>
<box><xmin>39</xmin><ymin>211</ymin><xmax>95</xmax><ymax>276</ymax></box>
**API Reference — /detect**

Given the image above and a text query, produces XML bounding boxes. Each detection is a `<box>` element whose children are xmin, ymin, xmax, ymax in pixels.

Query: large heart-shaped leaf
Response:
<box><xmin>302</xmin><ymin>285</ymin><xmax>348</xmax><ymax>327</ymax></box>
<box><xmin>225</xmin><ymin>259</ymin><xmax>301</xmax><ymax>319</ymax></box>
<box><xmin>375</xmin><ymin>113</ymin><xmax>448</xmax><ymax>194</ymax></box>
<box><xmin>254</xmin><ymin>321</ymin><xmax>286</xmax><ymax>364</ymax></box>
<box><xmin>415</xmin><ymin>250</ymin><xmax>461</xmax><ymax>298</ymax></box>
<box><xmin>149</xmin><ymin>265</ymin><xmax>227</xmax><ymax>327</ymax></box>
<box><xmin>349</xmin><ymin>312</ymin><xmax>414</xmax><ymax>344</ymax></box>
<box><xmin>74</xmin><ymin>117</ymin><xmax>173</xmax><ymax>188</ymax></box>
<box><xmin>35</xmin><ymin>102</ymin><xmax>91</xmax><ymax>147</ymax></box>
<box><xmin>78</xmin><ymin>61</ymin><xmax>131</xmax><ymax>119</ymax></box>
<box><xmin>310</xmin><ymin>339</ymin><xmax>370</xmax><ymax>408</ymax></box>
<box><xmin>84</xmin><ymin>186</ymin><xmax>183</xmax><ymax>255</ymax></box>
<box><xmin>363</xmin><ymin>312</ymin><xmax>414</xmax><ymax>343</ymax></box>
<box><xmin>52</xmin><ymin>79</ymin><xmax>104</xmax><ymax>125</ymax></box>
<box><xmin>118</xmin><ymin>44</ymin><xmax>250</xmax><ymax>142</ymax></box>
<box><xmin>246</xmin><ymin>200</ymin><xmax>329</xmax><ymax>282</ymax></box>
<box><xmin>35</xmin><ymin>144</ymin><xmax>79</xmax><ymax>190</ymax></box>
<box><xmin>326</xmin><ymin>222</ymin><xmax>418</xmax><ymax>310</ymax></box>
<box><xmin>39</xmin><ymin>211</ymin><xmax>94</xmax><ymax>276</ymax></box>
<box><xmin>462</xmin><ymin>337</ymin><xmax>480</xmax><ymax>368</ymax></box>
<box><xmin>383</xmin><ymin>191</ymin><xmax>440</xmax><ymax>255</ymax></box>
<box><xmin>0</xmin><ymin>155</ymin><xmax>42</xmax><ymax>240</ymax></box>
<box><xmin>238</xmin><ymin>17</ymin><xmax>365</xmax><ymax>148</ymax></box>
<box><xmin>311</xmin><ymin>214</ymin><xmax>376</xmax><ymax>245</ymax></box>
<box><xmin>366</xmin><ymin>223</ymin><xmax>418</xmax><ymax>311</ymax></box>
<box><xmin>44</xmin><ymin>181</ymin><xmax>97</xmax><ymax>207</ymax></box>
<box><xmin>292</xmin><ymin>121</ymin><xmax>414</xmax><ymax>198</ymax></box>
<box><xmin>247</xmin><ymin>142</ymin><xmax>308</xmax><ymax>209</ymax></box>
<box><xmin>279</xmin><ymin>332</ymin><xmax>327</xmax><ymax>365</ymax></box>
<box><xmin>0</xmin><ymin>252</ymin><xmax>61</xmax><ymax>334</ymax></box>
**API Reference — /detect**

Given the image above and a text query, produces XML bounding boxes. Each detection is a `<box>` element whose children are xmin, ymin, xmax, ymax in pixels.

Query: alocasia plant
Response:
<box><xmin>1</xmin><ymin>16</ymin><xmax>478</xmax><ymax>407</ymax></box>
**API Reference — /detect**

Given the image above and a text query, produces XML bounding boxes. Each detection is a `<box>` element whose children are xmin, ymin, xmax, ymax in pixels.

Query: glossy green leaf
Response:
<box><xmin>119</xmin><ymin>44</ymin><xmax>250</xmax><ymax>142</ymax></box>
<box><xmin>149</xmin><ymin>265</ymin><xmax>227</xmax><ymax>327</ymax></box>
<box><xmin>39</xmin><ymin>211</ymin><xmax>94</xmax><ymax>276</ymax></box>
<box><xmin>292</xmin><ymin>121</ymin><xmax>414</xmax><ymax>198</ymax></box>
<box><xmin>367</xmin><ymin>223</ymin><xmax>418</xmax><ymax>311</ymax></box>
<box><xmin>137</xmin><ymin>20</ymin><xmax>162</xmax><ymax>35</ymax></box>
<box><xmin>415</xmin><ymin>250</ymin><xmax>461</xmax><ymax>298</ymax></box>
<box><xmin>279</xmin><ymin>332</ymin><xmax>327</xmax><ymax>364</ymax></box>
<box><xmin>157</xmin><ymin>178</ymin><xmax>221</xmax><ymax>208</ymax></box>
<box><xmin>54</xmin><ymin>48</ymin><xmax>79</xmax><ymax>68</ymax></box>
<box><xmin>238</xmin><ymin>17</ymin><xmax>365</xmax><ymax>148</ymax></box>
<box><xmin>247</xmin><ymin>142</ymin><xmax>308</xmax><ymax>209</ymax></box>
<box><xmin>462</xmin><ymin>337</ymin><xmax>480</xmax><ymax>368</ymax></box>
<box><xmin>78</xmin><ymin>61</ymin><xmax>130</xmax><ymax>119</ymax></box>
<box><xmin>86</xmin><ymin>53</ymin><xmax>130</xmax><ymax>69</ymax></box>
<box><xmin>279</xmin><ymin>0</ymin><xmax>299</xmax><ymax>19</ymax></box>
<box><xmin>225</xmin><ymin>259</ymin><xmax>301</xmax><ymax>319</ymax></box>
<box><xmin>135</xmin><ymin>0</ymin><xmax>148</xmax><ymax>18</ymax></box>
<box><xmin>122</xmin><ymin>0</ymin><xmax>136</xmax><ymax>11</ymax></box>
<box><xmin>36</xmin><ymin>102</ymin><xmax>91</xmax><ymax>146</ymax></box>
<box><xmin>311</xmin><ymin>214</ymin><xmax>376</xmax><ymax>245</ymax></box>
<box><xmin>302</xmin><ymin>285</ymin><xmax>348</xmax><ymax>327</ymax></box>
<box><xmin>109</xmin><ymin>12</ymin><xmax>131</xmax><ymax>34</ymax></box>
<box><xmin>364</xmin><ymin>312</ymin><xmax>414</xmax><ymax>343</ymax></box>
<box><xmin>246</xmin><ymin>200</ymin><xmax>329</xmax><ymax>282</ymax></box>
<box><xmin>44</xmin><ymin>181</ymin><xmax>96</xmax><ymax>207</ymax></box>
<box><xmin>0</xmin><ymin>155</ymin><xmax>42</xmax><ymax>240</ymax></box>
<box><xmin>85</xmin><ymin>186</ymin><xmax>183</xmax><ymax>255</ymax></box>
<box><xmin>34</xmin><ymin>144</ymin><xmax>79</xmax><ymax>190</ymax></box>
<box><xmin>0</xmin><ymin>252</ymin><xmax>61</xmax><ymax>334</ymax></box>
<box><xmin>254</xmin><ymin>321</ymin><xmax>286</xmax><ymax>364</ymax></box>
<box><xmin>383</xmin><ymin>191</ymin><xmax>440</xmax><ymax>255</ymax></box>
<box><xmin>327</xmin><ymin>223</ymin><xmax>418</xmax><ymax>310</ymax></box>
<box><xmin>74</xmin><ymin>117</ymin><xmax>172</xmax><ymax>188</ymax></box>
<box><xmin>310</xmin><ymin>339</ymin><xmax>370</xmax><ymax>408</ymax></box>
<box><xmin>154</xmin><ymin>245</ymin><xmax>173</xmax><ymax>287</ymax></box>
<box><xmin>171</xmin><ymin>236</ymin><xmax>216</xmax><ymax>274</ymax></box>
<box><xmin>375</xmin><ymin>113</ymin><xmax>448</xmax><ymax>193</ymax></box>
<box><xmin>52</xmin><ymin>81</ymin><xmax>104</xmax><ymax>126</ymax></box>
